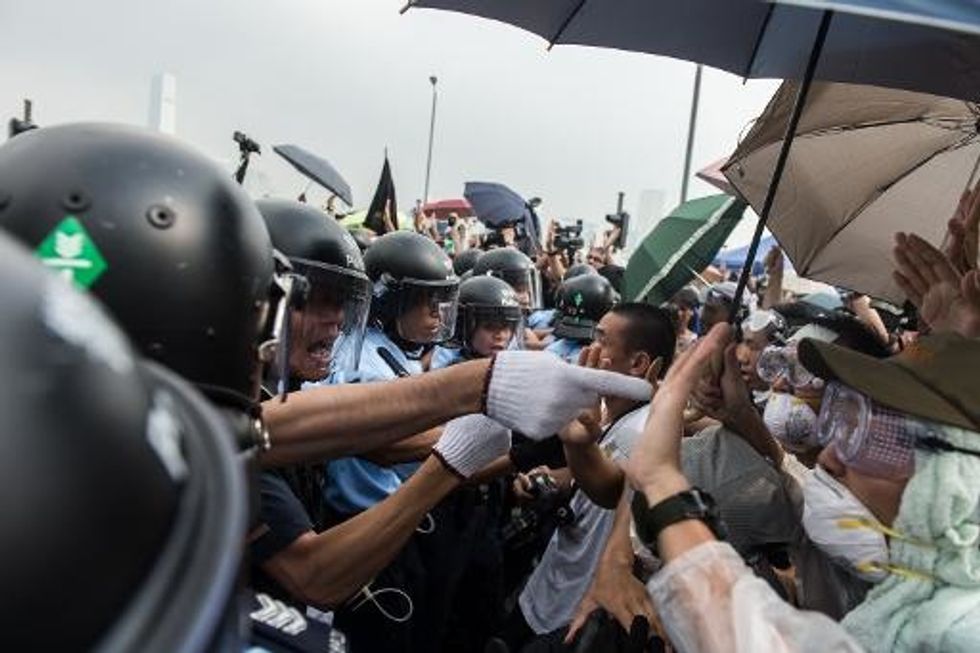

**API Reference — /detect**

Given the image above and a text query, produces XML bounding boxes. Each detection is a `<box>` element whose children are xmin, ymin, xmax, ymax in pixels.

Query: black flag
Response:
<box><xmin>365</xmin><ymin>156</ymin><xmax>397</xmax><ymax>234</ymax></box>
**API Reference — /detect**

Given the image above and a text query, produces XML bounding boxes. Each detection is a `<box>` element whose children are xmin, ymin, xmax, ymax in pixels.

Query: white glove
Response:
<box><xmin>433</xmin><ymin>414</ymin><xmax>511</xmax><ymax>479</ymax></box>
<box><xmin>485</xmin><ymin>350</ymin><xmax>652</xmax><ymax>440</ymax></box>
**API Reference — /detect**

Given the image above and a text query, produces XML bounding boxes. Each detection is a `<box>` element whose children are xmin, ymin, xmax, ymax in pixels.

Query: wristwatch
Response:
<box><xmin>631</xmin><ymin>487</ymin><xmax>726</xmax><ymax>556</ymax></box>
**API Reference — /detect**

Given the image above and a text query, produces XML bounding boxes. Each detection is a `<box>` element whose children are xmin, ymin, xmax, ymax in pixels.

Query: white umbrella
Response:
<box><xmin>723</xmin><ymin>81</ymin><xmax>980</xmax><ymax>303</ymax></box>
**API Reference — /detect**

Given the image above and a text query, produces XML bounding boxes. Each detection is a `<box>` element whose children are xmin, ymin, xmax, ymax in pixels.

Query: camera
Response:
<box><xmin>501</xmin><ymin>472</ymin><xmax>575</xmax><ymax>549</ymax></box>
<box><xmin>553</xmin><ymin>219</ymin><xmax>584</xmax><ymax>257</ymax></box>
<box><xmin>604</xmin><ymin>211</ymin><xmax>629</xmax><ymax>250</ymax></box>
<box><xmin>233</xmin><ymin>131</ymin><xmax>261</xmax><ymax>155</ymax></box>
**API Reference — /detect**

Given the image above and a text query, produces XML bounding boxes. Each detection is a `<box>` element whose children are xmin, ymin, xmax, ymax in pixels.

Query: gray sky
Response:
<box><xmin>1</xmin><ymin>0</ymin><xmax>778</xmax><ymax>244</ymax></box>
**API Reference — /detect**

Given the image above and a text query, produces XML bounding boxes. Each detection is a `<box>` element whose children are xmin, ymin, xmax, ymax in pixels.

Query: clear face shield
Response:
<box><xmin>289</xmin><ymin>261</ymin><xmax>371</xmax><ymax>383</ymax></box>
<box><xmin>396</xmin><ymin>281</ymin><xmax>460</xmax><ymax>344</ymax></box>
<box><xmin>493</xmin><ymin>268</ymin><xmax>543</xmax><ymax>311</ymax></box>
<box><xmin>463</xmin><ymin>304</ymin><xmax>525</xmax><ymax>356</ymax></box>
<box><xmin>257</xmin><ymin>253</ymin><xmax>310</xmax><ymax>401</ymax></box>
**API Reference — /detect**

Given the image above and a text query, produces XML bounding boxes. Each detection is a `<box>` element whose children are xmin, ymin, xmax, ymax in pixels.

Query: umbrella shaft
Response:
<box><xmin>730</xmin><ymin>10</ymin><xmax>833</xmax><ymax>322</ymax></box>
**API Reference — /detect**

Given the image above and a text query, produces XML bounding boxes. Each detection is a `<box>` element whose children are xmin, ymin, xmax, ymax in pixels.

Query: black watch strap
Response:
<box><xmin>631</xmin><ymin>487</ymin><xmax>725</xmax><ymax>556</ymax></box>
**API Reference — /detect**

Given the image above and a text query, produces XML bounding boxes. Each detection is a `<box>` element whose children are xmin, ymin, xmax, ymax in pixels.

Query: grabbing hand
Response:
<box><xmin>691</xmin><ymin>344</ymin><xmax>754</xmax><ymax>427</ymax></box>
<box><xmin>893</xmin><ymin>232</ymin><xmax>980</xmax><ymax>338</ymax></box>
<box><xmin>432</xmin><ymin>414</ymin><xmax>511</xmax><ymax>479</ymax></box>
<box><xmin>565</xmin><ymin>558</ymin><xmax>662</xmax><ymax>644</ymax></box>
<box><xmin>626</xmin><ymin>324</ymin><xmax>732</xmax><ymax>501</ymax></box>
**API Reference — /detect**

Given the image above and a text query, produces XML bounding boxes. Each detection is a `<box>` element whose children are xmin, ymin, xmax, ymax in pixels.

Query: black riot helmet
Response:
<box><xmin>563</xmin><ymin>262</ymin><xmax>597</xmax><ymax>281</ymax></box>
<box><xmin>472</xmin><ymin>246</ymin><xmax>543</xmax><ymax>310</ymax></box>
<box><xmin>453</xmin><ymin>247</ymin><xmax>483</xmax><ymax>276</ymax></box>
<box><xmin>452</xmin><ymin>275</ymin><xmax>525</xmax><ymax>357</ymax></box>
<box><xmin>0</xmin><ymin>233</ymin><xmax>247</xmax><ymax>652</ymax></box>
<box><xmin>364</xmin><ymin>230</ymin><xmax>460</xmax><ymax>344</ymax></box>
<box><xmin>0</xmin><ymin>123</ymin><xmax>286</xmax><ymax>406</ymax></box>
<box><xmin>554</xmin><ymin>273</ymin><xmax>620</xmax><ymax>342</ymax></box>
<box><xmin>257</xmin><ymin>198</ymin><xmax>372</xmax><ymax>382</ymax></box>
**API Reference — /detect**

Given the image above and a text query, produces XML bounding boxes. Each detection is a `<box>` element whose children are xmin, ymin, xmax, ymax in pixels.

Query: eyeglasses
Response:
<box><xmin>756</xmin><ymin>344</ymin><xmax>821</xmax><ymax>390</ymax></box>
<box><xmin>815</xmin><ymin>382</ymin><xmax>980</xmax><ymax>479</ymax></box>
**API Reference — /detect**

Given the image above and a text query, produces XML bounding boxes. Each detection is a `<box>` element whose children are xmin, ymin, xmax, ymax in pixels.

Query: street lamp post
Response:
<box><xmin>423</xmin><ymin>75</ymin><xmax>438</xmax><ymax>203</ymax></box>
<box><xmin>680</xmin><ymin>64</ymin><xmax>703</xmax><ymax>203</ymax></box>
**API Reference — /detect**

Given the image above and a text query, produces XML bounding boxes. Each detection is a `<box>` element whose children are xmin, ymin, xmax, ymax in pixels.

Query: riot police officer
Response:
<box><xmin>472</xmin><ymin>246</ymin><xmax>542</xmax><ymax>311</ymax></box>
<box><xmin>431</xmin><ymin>275</ymin><xmax>525</xmax><ymax>369</ymax></box>
<box><xmin>0</xmin><ymin>231</ymin><xmax>248</xmax><ymax>651</ymax></box>
<box><xmin>546</xmin><ymin>274</ymin><xmax>619</xmax><ymax>363</ymax></box>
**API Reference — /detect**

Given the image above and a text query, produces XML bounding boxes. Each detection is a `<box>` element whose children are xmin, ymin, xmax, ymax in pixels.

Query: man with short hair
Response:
<box><xmin>503</xmin><ymin>304</ymin><xmax>676</xmax><ymax>648</ymax></box>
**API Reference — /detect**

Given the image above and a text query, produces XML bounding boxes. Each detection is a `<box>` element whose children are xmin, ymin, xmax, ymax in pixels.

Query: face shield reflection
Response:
<box><xmin>495</xmin><ymin>268</ymin><xmax>543</xmax><ymax>311</ymax></box>
<box><xmin>397</xmin><ymin>282</ymin><xmax>460</xmax><ymax>344</ymax></box>
<box><xmin>463</xmin><ymin>305</ymin><xmax>525</xmax><ymax>355</ymax></box>
<box><xmin>289</xmin><ymin>262</ymin><xmax>371</xmax><ymax>383</ymax></box>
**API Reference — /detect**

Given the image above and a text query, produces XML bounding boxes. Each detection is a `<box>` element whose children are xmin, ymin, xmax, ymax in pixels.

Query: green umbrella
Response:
<box><xmin>624</xmin><ymin>194</ymin><xmax>746</xmax><ymax>304</ymax></box>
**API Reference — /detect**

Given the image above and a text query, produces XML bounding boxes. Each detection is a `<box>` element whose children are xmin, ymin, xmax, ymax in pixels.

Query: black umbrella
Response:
<box><xmin>273</xmin><ymin>144</ymin><xmax>353</xmax><ymax>206</ymax></box>
<box><xmin>464</xmin><ymin>181</ymin><xmax>542</xmax><ymax>253</ymax></box>
<box><xmin>406</xmin><ymin>0</ymin><xmax>980</xmax><ymax>317</ymax></box>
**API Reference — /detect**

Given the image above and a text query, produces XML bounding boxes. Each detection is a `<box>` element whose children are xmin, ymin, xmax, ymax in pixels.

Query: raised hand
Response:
<box><xmin>944</xmin><ymin>188</ymin><xmax>980</xmax><ymax>275</ymax></box>
<box><xmin>893</xmin><ymin>232</ymin><xmax>980</xmax><ymax>338</ymax></box>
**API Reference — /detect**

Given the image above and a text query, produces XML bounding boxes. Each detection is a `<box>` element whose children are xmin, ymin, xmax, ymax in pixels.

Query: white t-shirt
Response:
<box><xmin>518</xmin><ymin>405</ymin><xmax>649</xmax><ymax>634</ymax></box>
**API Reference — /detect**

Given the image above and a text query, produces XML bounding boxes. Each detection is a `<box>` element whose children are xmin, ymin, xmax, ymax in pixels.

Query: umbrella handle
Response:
<box><xmin>729</xmin><ymin>10</ymin><xmax>833</xmax><ymax>321</ymax></box>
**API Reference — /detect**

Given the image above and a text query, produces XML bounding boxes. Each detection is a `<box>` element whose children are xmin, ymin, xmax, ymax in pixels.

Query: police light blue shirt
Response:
<box><xmin>527</xmin><ymin>309</ymin><xmax>557</xmax><ymax>330</ymax></box>
<box><xmin>545</xmin><ymin>337</ymin><xmax>586</xmax><ymax>364</ymax></box>
<box><xmin>430</xmin><ymin>345</ymin><xmax>464</xmax><ymax>370</ymax></box>
<box><xmin>321</xmin><ymin>327</ymin><xmax>424</xmax><ymax>515</ymax></box>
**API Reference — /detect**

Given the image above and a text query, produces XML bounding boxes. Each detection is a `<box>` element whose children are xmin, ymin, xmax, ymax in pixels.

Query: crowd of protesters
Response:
<box><xmin>2</xmin><ymin>119</ymin><xmax>980</xmax><ymax>653</ymax></box>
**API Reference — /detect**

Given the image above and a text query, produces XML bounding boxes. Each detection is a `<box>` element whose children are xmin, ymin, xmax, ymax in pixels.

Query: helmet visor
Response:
<box><xmin>492</xmin><ymin>268</ymin><xmax>543</xmax><ymax>311</ymax></box>
<box><xmin>258</xmin><ymin>264</ymin><xmax>307</xmax><ymax>401</ymax></box>
<box><xmin>291</xmin><ymin>262</ymin><xmax>371</xmax><ymax>381</ymax></box>
<box><xmin>461</xmin><ymin>304</ymin><xmax>525</xmax><ymax>354</ymax></box>
<box><xmin>397</xmin><ymin>282</ymin><xmax>460</xmax><ymax>344</ymax></box>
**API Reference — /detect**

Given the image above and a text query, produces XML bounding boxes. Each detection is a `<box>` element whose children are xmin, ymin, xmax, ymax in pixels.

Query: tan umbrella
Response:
<box><xmin>723</xmin><ymin>81</ymin><xmax>980</xmax><ymax>303</ymax></box>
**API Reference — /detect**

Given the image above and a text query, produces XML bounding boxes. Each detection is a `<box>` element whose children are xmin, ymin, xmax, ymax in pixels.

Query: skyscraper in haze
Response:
<box><xmin>148</xmin><ymin>72</ymin><xmax>177</xmax><ymax>135</ymax></box>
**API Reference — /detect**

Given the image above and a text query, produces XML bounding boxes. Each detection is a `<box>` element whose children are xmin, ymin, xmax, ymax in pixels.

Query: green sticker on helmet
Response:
<box><xmin>573</xmin><ymin>291</ymin><xmax>584</xmax><ymax>307</ymax></box>
<box><xmin>34</xmin><ymin>216</ymin><xmax>108</xmax><ymax>289</ymax></box>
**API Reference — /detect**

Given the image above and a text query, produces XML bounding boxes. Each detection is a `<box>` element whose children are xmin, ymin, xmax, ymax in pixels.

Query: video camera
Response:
<box><xmin>604</xmin><ymin>211</ymin><xmax>630</xmax><ymax>250</ymax></box>
<box><xmin>553</xmin><ymin>219</ymin><xmax>584</xmax><ymax>258</ymax></box>
<box><xmin>233</xmin><ymin>131</ymin><xmax>261</xmax><ymax>155</ymax></box>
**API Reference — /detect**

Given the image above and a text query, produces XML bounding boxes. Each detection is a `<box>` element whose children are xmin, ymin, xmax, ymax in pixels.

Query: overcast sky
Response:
<box><xmin>1</xmin><ymin>0</ymin><xmax>778</xmax><ymax>243</ymax></box>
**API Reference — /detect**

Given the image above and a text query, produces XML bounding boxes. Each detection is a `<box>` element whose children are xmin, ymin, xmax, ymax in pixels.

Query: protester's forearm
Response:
<box><xmin>260</xmin><ymin>360</ymin><xmax>488</xmax><ymax>467</ymax></box>
<box><xmin>563</xmin><ymin>441</ymin><xmax>623</xmax><ymax>509</ymax></box>
<box><xmin>762</xmin><ymin>269</ymin><xmax>783</xmax><ymax>309</ymax></box>
<box><xmin>303</xmin><ymin>457</ymin><xmax>460</xmax><ymax>607</ymax></box>
<box><xmin>468</xmin><ymin>454</ymin><xmax>514</xmax><ymax>484</ymax></box>
<box><xmin>363</xmin><ymin>427</ymin><xmax>442</xmax><ymax>466</ymax></box>
<box><xmin>642</xmin><ymin>470</ymin><xmax>715</xmax><ymax>564</ymax></box>
<box><xmin>600</xmin><ymin>490</ymin><xmax>637</xmax><ymax>568</ymax></box>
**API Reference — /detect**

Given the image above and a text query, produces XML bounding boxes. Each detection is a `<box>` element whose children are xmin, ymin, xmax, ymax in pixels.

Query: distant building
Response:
<box><xmin>148</xmin><ymin>73</ymin><xmax>177</xmax><ymax>135</ymax></box>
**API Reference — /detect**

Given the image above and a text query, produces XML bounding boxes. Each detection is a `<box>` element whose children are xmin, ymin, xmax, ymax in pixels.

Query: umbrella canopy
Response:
<box><xmin>405</xmin><ymin>1</ymin><xmax>980</xmax><ymax>103</ymax></box>
<box><xmin>273</xmin><ymin>144</ymin><xmax>353</xmax><ymax>206</ymax></box>
<box><xmin>722</xmin><ymin>81</ymin><xmax>980</xmax><ymax>303</ymax></box>
<box><xmin>696</xmin><ymin>157</ymin><xmax>738</xmax><ymax>196</ymax></box>
<box><xmin>624</xmin><ymin>194</ymin><xmax>747</xmax><ymax>304</ymax></box>
<box><xmin>463</xmin><ymin>181</ymin><xmax>529</xmax><ymax>228</ymax></box>
<box><xmin>421</xmin><ymin>198</ymin><xmax>473</xmax><ymax>220</ymax></box>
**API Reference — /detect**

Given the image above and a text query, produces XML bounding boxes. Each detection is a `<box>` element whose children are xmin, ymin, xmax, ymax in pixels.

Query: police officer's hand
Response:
<box><xmin>432</xmin><ymin>414</ymin><xmax>511</xmax><ymax>479</ymax></box>
<box><xmin>486</xmin><ymin>350</ymin><xmax>652</xmax><ymax>440</ymax></box>
<box><xmin>512</xmin><ymin>465</ymin><xmax>552</xmax><ymax>503</ymax></box>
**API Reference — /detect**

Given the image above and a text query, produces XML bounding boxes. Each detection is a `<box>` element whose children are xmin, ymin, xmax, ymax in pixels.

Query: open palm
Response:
<box><xmin>894</xmin><ymin>233</ymin><xmax>980</xmax><ymax>338</ymax></box>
